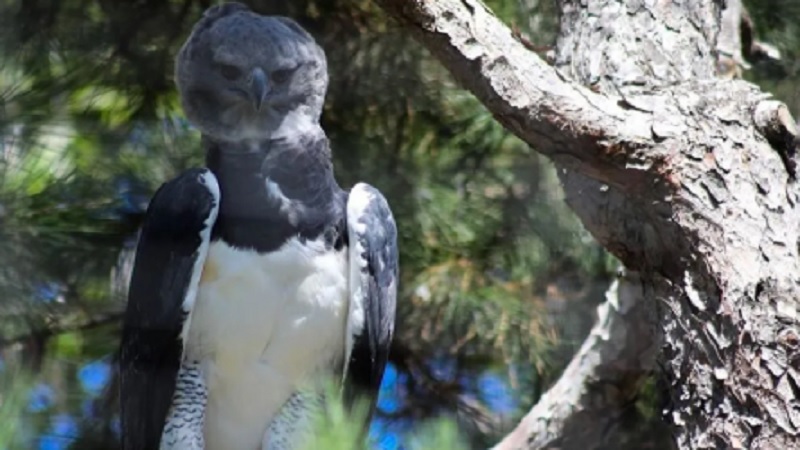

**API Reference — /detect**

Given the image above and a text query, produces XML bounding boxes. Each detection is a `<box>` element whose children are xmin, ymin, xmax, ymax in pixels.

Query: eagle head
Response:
<box><xmin>175</xmin><ymin>3</ymin><xmax>328</xmax><ymax>143</ymax></box>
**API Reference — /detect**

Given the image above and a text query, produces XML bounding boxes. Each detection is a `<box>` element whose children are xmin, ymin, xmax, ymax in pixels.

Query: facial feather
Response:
<box><xmin>175</xmin><ymin>4</ymin><xmax>327</xmax><ymax>143</ymax></box>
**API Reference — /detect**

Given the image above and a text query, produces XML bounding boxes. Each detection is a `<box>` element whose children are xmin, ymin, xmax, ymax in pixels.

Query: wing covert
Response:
<box><xmin>344</xmin><ymin>183</ymin><xmax>398</xmax><ymax>418</ymax></box>
<box><xmin>119</xmin><ymin>168</ymin><xmax>219</xmax><ymax>450</ymax></box>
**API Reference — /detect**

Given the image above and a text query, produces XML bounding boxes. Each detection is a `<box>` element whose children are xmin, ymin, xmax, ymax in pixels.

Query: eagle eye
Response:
<box><xmin>271</xmin><ymin>67</ymin><xmax>296</xmax><ymax>84</ymax></box>
<box><xmin>218</xmin><ymin>63</ymin><xmax>242</xmax><ymax>80</ymax></box>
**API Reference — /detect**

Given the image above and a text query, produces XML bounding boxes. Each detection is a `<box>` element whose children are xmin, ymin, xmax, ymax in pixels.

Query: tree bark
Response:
<box><xmin>375</xmin><ymin>0</ymin><xmax>800</xmax><ymax>448</ymax></box>
<box><xmin>493</xmin><ymin>270</ymin><xmax>660</xmax><ymax>449</ymax></box>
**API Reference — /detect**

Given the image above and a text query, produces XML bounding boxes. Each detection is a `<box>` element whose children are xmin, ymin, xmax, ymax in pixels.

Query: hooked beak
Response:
<box><xmin>249</xmin><ymin>68</ymin><xmax>269</xmax><ymax>111</ymax></box>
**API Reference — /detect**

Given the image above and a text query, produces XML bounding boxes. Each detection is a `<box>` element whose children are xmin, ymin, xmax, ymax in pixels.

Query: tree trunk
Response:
<box><xmin>375</xmin><ymin>0</ymin><xmax>800</xmax><ymax>448</ymax></box>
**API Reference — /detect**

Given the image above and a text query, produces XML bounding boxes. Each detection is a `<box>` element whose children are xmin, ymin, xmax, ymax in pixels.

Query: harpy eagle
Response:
<box><xmin>118</xmin><ymin>3</ymin><xmax>398</xmax><ymax>449</ymax></box>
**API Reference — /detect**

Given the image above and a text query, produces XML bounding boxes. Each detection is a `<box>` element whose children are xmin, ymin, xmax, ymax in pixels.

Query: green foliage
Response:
<box><xmin>0</xmin><ymin>367</ymin><xmax>30</xmax><ymax>448</ymax></box>
<box><xmin>301</xmin><ymin>383</ymin><xmax>371</xmax><ymax>450</ymax></box>
<box><xmin>404</xmin><ymin>418</ymin><xmax>468</xmax><ymax>450</ymax></box>
<box><xmin>0</xmin><ymin>0</ymin><xmax>648</xmax><ymax>447</ymax></box>
<box><xmin>303</xmin><ymin>382</ymin><xmax>468</xmax><ymax>450</ymax></box>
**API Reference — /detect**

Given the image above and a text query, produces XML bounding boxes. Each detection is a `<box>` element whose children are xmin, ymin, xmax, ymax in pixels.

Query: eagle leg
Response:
<box><xmin>160</xmin><ymin>361</ymin><xmax>208</xmax><ymax>450</ymax></box>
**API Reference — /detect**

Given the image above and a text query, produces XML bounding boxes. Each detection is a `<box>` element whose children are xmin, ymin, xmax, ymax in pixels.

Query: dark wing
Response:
<box><xmin>343</xmin><ymin>183</ymin><xmax>398</xmax><ymax>418</ymax></box>
<box><xmin>119</xmin><ymin>168</ymin><xmax>219</xmax><ymax>450</ymax></box>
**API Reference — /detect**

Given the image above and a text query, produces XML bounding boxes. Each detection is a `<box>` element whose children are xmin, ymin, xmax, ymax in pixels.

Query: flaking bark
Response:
<box><xmin>375</xmin><ymin>0</ymin><xmax>800</xmax><ymax>448</ymax></box>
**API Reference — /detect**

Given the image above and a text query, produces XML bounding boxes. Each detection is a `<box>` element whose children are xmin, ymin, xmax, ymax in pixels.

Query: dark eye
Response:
<box><xmin>271</xmin><ymin>67</ymin><xmax>296</xmax><ymax>84</ymax></box>
<box><xmin>218</xmin><ymin>64</ymin><xmax>242</xmax><ymax>80</ymax></box>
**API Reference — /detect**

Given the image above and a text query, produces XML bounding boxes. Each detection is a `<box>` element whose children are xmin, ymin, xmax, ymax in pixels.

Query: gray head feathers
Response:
<box><xmin>175</xmin><ymin>3</ymin><xmax>328</xmax><ymax>143</ymax></box>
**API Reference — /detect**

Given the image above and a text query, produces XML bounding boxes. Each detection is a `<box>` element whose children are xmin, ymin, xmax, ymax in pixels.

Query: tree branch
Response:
<box><xmin>0</xmin><ymin>311</ymin><xmax>123</xmax><ymax>348</ymax></box>
<box><xmin>493</xmin><ymin>271</ymin><xmax>660</xmax><ymax>450</ymax></box>
<box><xmin>373</xmin><ymin>0</ymin><xmax>655</xmax><ymax>193</ymax></box>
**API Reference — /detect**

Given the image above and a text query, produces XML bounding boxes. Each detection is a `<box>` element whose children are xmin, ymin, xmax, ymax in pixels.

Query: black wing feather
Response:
<box><xmin>344</xmin><ymin>183</ymin><xmax>398</xmax><ymax>419</ymax></box>
<box><xmin>119</xmin><ymin>168</ymin><xmax>218</xmax><ymax>450</ymax></box>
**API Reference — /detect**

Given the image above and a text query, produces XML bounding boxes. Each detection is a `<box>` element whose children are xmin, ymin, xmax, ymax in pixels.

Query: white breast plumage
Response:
<box><xmin>185</xmin><ymin>236</ymin><xmax>349</xmax><ymax>450</ymax></box>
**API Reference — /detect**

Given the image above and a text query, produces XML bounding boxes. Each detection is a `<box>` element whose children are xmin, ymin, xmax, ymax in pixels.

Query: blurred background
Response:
<box><xmin>0</xmin><ymin>0</ymin><xmax>797</xmax><ymax>449</ymax></box>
